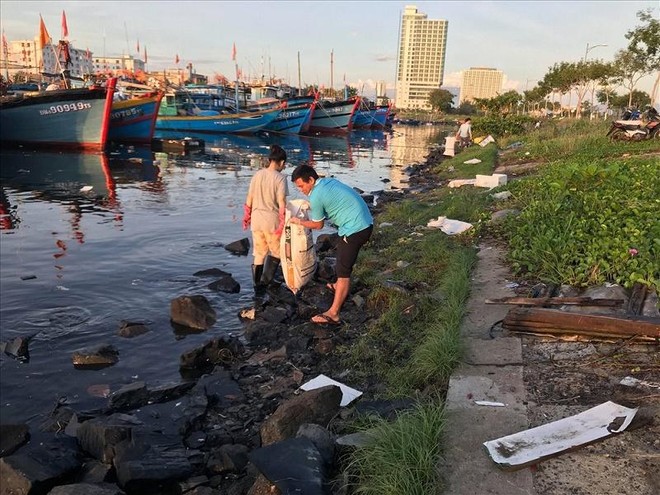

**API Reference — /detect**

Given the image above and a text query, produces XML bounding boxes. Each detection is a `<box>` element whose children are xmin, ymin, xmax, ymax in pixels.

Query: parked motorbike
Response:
<box><xmin>606</xmin><ymin>106</ymin><xmax>660</xmax><ymax>141</ymax></box>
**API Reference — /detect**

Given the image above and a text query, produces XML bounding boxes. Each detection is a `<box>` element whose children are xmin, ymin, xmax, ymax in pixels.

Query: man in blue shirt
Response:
<box><xmin>290</xmin><ymin>165</ymin><xmax>373</xmax><ymax>325</ymax></box>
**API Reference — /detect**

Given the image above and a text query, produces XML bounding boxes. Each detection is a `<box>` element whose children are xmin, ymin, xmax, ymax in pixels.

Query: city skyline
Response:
<box><xmin>1</xmin><ymin>1</ymin><xmax>658</xmax><ymax>100</ymax></box>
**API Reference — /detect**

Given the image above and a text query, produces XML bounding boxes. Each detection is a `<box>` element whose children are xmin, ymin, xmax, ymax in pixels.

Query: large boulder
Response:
<box><xmin>224</xmin><ymin>238</ymin><xmax>250</xmax><ymax>256</ymax></box>
<box><xmin>72</xmin><ymin>344</ymin><xmax>119</xmax><ymax>369</ymax></box>
<box><xmin>170</xmin><ymin>295</ymin><xmax>217</xmax><ymax>330</ymax></box>
<box><xmin>0</xmin><ymin>424</ymin><xmax>30</xmax><ymax>457</ymax></box>
<box><xmin>48</xmin><ymin>483</ymin><xmax>126</xmax><ymax>495</ymax></box>
<box><xmin>77</xmin><ymin>413</ymin><xmax>141</xmax><ymax>464</ymax></box>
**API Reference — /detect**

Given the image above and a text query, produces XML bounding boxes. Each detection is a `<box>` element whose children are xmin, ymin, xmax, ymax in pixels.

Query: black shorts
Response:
<box><xmin>335</xmin><ymin>225</ymin><xmax>373</xmax><ymax>278</ymax></box>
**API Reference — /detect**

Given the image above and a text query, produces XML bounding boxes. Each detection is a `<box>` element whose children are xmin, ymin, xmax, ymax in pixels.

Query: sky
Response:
<box><xmin>1</xmin><ymin>1</ymin><xmax>658</xmax><ymax>99</ymax></box>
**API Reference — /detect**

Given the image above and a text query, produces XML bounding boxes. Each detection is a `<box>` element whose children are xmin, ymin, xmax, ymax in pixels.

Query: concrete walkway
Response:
<box><xmin>440</xmin><ymin>244</ymin><xmax>536</xmax><ymax>494</ymax></box>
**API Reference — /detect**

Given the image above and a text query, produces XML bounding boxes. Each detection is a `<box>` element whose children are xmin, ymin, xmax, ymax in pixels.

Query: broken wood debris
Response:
<box><xmin>486</xmin><ymin>296</ymin><xmax>624</xmax><ymax>307</ymax></box>
<box><xmin>626</xmin><ymin>282</ymin><xmax>648</xmax><ymax>315</ymax></box>
<box><xmin>502</xmin><ymin>307</ymin><xmax>660</xmax><ymax>341</ymax></box>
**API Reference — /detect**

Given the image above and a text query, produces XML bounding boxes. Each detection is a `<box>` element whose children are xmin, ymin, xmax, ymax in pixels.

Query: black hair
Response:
<box><xmin>291</xmin><ymin>164</ymin><xmax>319</xmax><ymax>182</ymax></box>
<box><xmin>268</xmin><ymin>144</ymin><xmax>287</xmax><ymax>164</ymax></box>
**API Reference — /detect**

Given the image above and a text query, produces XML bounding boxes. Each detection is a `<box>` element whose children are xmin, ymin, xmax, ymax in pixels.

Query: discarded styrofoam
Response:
<box><xmin>427</xmin><ymin>216</ymin><xmax>473</xmax><ymax>235</ymax></box>
<box><xmin>484</xmin><ymin>401</ymin><xmax>638</xmax><ymax>470</ymax></box>
<box><xmin>448</xmin><ymin>179</ymin><xmax>476</xmax><ymax>188</ymax></box>
<box><xmin>474</xmin><ymin>400</ymin><xmax>506</xmax><ymax>407</ymax></box>
<box><xmin>443</xmin><ymin>136</ymin><xmax>456</xmax><ymax>157</ymax></box>
<box><xmin>80</xmin><ymin>185</ymin><xmax>94</xmax><ymax>192</ymax></box>
<box><xmin>463</xmin><ymin>158</ymin><xmax>482</xmax><ymax>165</ymax></box>
<box><xmin>300</xmin><ymin>374</ymin><xmax>362</xmax><ymax>407</ymax></box>
<box><xmin>475</xmin><ymin>174</ymin><xmax>507</xmax><ymax>189</ymax></box>
<box><xmin>478</xmin><ymin>135</ymin><xmax>495</xmax><ymax>147</ymax></box>
<box><xmin>620</xmin><ymin>376</ymin><xmax>660</xmax><ymax>389</ymax></box>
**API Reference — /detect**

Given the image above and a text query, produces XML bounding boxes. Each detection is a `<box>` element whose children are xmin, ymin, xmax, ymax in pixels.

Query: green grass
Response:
<box><xmin>346</xmin><ymin>399</ymin><xmax>447</xmax><ymax>495</ymax></box>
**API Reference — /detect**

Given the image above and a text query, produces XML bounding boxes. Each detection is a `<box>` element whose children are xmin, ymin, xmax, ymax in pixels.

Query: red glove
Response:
<box><xmin>274</xmin><ymin>209</ymin><xmax>286</xmax><ymax>236</ymax></box>
<box><xmin>242</xmin><ymin>204</ymin><xmax>252</xmax><ymax>230</ymax></box>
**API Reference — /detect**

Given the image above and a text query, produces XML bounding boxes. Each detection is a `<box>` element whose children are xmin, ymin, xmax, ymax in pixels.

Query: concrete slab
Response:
<box><xmin>463</xmin><ymin>337</ymin><xmax>523</xmax><ymax>366</ymax></box>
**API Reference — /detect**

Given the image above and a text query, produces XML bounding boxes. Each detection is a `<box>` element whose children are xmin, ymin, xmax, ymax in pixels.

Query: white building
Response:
<box><xmin>93</xmin><ymin>54</ymin><xmax>145</xmax><ymax>75</ymax></box>
<box><xmin>395</xmin><ymin>5</ymin><xmax>448</xmax><ymax>110</ymax></box>
<box><xmin>459</xmin><ymin>67</ymin><xmax>504</xmax><ymax>104</ymax></box>
<box><xmin>2</xmin><ymin>38</ymin><xmax>93</xmax><ymax>81</ymax></box>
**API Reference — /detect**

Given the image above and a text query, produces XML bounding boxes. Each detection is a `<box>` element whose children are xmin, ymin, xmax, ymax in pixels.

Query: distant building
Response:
<box><xmin>93</xmin><ymin>54</ymin><xmax>145</xmax><ymax>76</ymax></box>
<box><xmin>459</xmin><ymin>67</ymin><xmax>504</xmax><ymax>104</ymax></box>
<box><xmin>2</xmin><ymin>38</ymin><xmax>93</xmax><ymax>81</ymax></box>
<box><xmin>375</xmin><ymin>80</ymin><xmax>390</xmax><ymax>106</ymax></box>
<box><xmin>395</xmin><ymin>5</ymin><xmax>448</xmax><ymax>110</ymax></box>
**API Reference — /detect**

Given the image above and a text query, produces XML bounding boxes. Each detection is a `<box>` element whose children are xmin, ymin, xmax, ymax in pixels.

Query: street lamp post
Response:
<box><xmin>584</xmin><ymin>42</ymin><xmax>608</xmax><ymax>62</ymax></box>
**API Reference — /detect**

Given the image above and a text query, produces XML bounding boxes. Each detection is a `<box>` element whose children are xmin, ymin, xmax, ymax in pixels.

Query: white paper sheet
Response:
<box><xmin>300</xmin><ymin>374</ymin><xmax>362</xmax><ymax>407</ymax></box>
<box><xmin>484</xmin><ymin>401</ymin><xmax>638</xmax><ymax>470</ymax></box>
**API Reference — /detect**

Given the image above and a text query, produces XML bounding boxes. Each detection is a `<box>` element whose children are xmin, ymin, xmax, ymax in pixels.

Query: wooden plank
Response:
<box><xmin>502</xmin><ymin>323</ymin><xmax>657</xmax><ymax>342</ymax></box>
<box><xmin>486</xmin><ymin>297</ymin><xmax>624</xmax><ymax>307</ymax></box>
<box><xmin>503</xmin><ymin>308</ymin><xmax>660</xmax><ymax>338</ymax></box>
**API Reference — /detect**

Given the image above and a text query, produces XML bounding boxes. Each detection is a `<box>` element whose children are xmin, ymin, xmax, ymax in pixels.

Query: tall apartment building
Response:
<box><xmin>395</xmin><ymin>5</ymin><xmax>448</xmax><ymax>110</ymax></box>
<box><xmin>459</xmin><ymin>67</ymin><xmax>504</xmax><ymax>104</ymax></box>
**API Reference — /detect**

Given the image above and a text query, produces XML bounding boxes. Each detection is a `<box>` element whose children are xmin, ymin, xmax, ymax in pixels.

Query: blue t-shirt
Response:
<box><xmin>309</xmin><ymin>178</ymin><xmax>373</xmax><ymax>237</ymax></box>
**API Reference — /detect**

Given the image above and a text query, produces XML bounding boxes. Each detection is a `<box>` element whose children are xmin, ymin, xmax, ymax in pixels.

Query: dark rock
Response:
<box><xmin>260</xmin><ymin>385</ymin><xmax>342</xmax><ymax>445</ymax></box>
<box><xmin>180</xmin><ymin>337</ymin><xmax>244</xmax><ymax>378</ymax></box>
<box><xmin>48</xmin><ymin>482</ymin><xmax>126</xmax><ymax>495</ymax></box>
<box><xmin>224</xmin><ymin>238</ymin><xmax>250</xmax><ymax>256</ymax></box>
<box><xmin>249</xmin><ymin>437</ymin><xmax>325</xmax><ymax>495</ymax></box>
<box><xmin>361</xmin><ymin>193</ymin><xmax>375</xmax><ymax>204</ymax></box>
<box><xmin>185</xmin><ymin>486</ymin><xmax>218</xmax><ymax>495</ymax></box>
<box><xmin>40</xmin><ymin>403</ymin><xmax>75</xmax><ymax>433</ymax></box>
<box><xmin>178</xmin><ymin>475</ymin><xmax>209</xmax><ymax>493</ymax></box>
<box><xmin>184</xmin><ymin>430</ymin><xmax>207</xmax><ymax>449</ymax></box>
<box><xmin>0</xmin><ymin>423</ymin><xmax>29</xmax><ymax>457</ymax></box>
<box><xmin>0</xmin><ymin>334</ymin><xmax>34</xmax><ymax>361</ymax></box>
<box><xmin>72</xmin><ymin>344</ymin><xmax>119</xmax><ymax>369</ymax></box>
<box><xmin>0</xmin><ymin>434</ymin><xmax>81</xmax><ymax>495</ymax></box>
<box><xmin>77</xmin><ymin>413</ymin><xmax>141</xmax><ymax>463</ymax></box>
<box><xmin>242</xmin><ymin>320</ymin><xmax>281</xmax><ymax>346</ymax></box>
<box><xmin>207</xmin><ymin>444</ymin><xmax>249</xmax><ymax>474</ymax></box>
<box><xmin>193</xmin><ymin>268</ymin><xmax>231</xmax><ymax>278</ymax></box>
<box><xmin>315</xmin><ymin>258</ymin><xmax>336</xmax><ymax>281</ymax></box>
<box><xmin>77</xmin><ymin>460</ymin><xmax>113</xmax><ymax>483</ymax></box>
<box><xmin>192</xmin><ymin>370</ymin><xmax>244</xmax><ymax>407</ymax></box>
<box><xmin>296</xmin><ymin>424</ymin><xmax>335</xmax><ymax>465</ymax></box>
<box><xmin>207</xmin><ymin>276</ymin><xmax>240</xmax><ymax>294</ymax></box>
<box><xmin>259</xmin><ymin>306</ymin><xmax>289</xmax><ymax>324</ymax></box>
<box><xmin>314</xmin><ymin>234</ymin><xmax>339</xmax><ymax>253</ymax></box>
<box><xmin>108</xmin><ymin>382</ymin><xmax>149</xmax><ymax>411</ymax></box>
<box><xmin>132</xmin><ymin>394</ymin><xmax>208</xmax><ymax>437</ymax></box>
<box><xmin>147</xmin><ymin>381</ymin><xmax>196</xmax><ymax>405</ymax></box>
<box><xmin>117</xmin><ymin>321</ymin><xmax>150</xmax><ymax>338</ymax></box>
<box><xmin>170</xmin><ymin>295</ymin><xmax>217</xmax><ymax>330</ymax></box>
<box><xmin>354</xmin><ymin>397</ymin><xmax>416</xmax><ymax>420</ymax></box>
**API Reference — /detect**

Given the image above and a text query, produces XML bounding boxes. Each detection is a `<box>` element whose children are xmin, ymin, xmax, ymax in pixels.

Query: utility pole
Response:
<box><xmin>330</xmin><ymin>49</ymin><xmax>334</xmax><ymax>96</ymax></box>
<box><xmin>297</xmin><ymin>51</ymin><xmax>301</xmax><ymax>96</ymax></box>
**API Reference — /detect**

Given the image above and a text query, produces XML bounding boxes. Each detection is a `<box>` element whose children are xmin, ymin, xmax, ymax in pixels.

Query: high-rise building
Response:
<box><xmin>459</xmin><ymin>67</ymin><xmax>504</xmax><ymax>104</ymax></box>
<box><xmin>395</xmin><ymin>5</ymin><xmax>448</xmax><ymax>110</ymax></box>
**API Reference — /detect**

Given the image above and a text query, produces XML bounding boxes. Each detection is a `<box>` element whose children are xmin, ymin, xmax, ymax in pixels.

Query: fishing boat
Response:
<box><xmin>308</xmin><ymin>97</ymin><xmax>359</xmax><ymax>134</ymax></box>
<box><xmin>264</xmin><ymin>96</ymin><xmax>316</xmax><ymax>134</ymax></box>
<box><xmin>155</xmin><ymin>104</ymin><xmax>284</xmax><ymax>135</ymax></box>
<box><xmin>351</xmin><ymin>98</ymin><xmax>375</xmax><ymax>129</ymax></box>
<box><xmin>371</xmin><ymin>105</ymin><xmax>390</xmax><ymax>129</ymax></box>
<box><xmin>108</xmin><ymin>85</ymin><xmax>164</xmax><ymax>145</ymax></box>
<box><xmin>0</xmin><ymin>78</ymin><xmax>117</xmax><ymax>151</ymax></box>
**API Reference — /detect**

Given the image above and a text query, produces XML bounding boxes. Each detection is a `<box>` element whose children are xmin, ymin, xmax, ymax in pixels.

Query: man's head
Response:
<box><xmin>291</xmin><ymin>165</ymin><xmax>319</xmax><ymax>196</ymax></box>
<box><xmin>465</xmin><ymin>118</ymin><xmax>471</xmax><ymax>123</ymax></box>
<box><xmin>268</xmin><ymin>144</ymin><xmax>287</xmax><ymax>170</ymax></box>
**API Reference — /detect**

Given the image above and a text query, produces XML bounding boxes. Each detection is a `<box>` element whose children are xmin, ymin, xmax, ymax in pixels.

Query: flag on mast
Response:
<box><xmin>61</xmin><ymin>10</ymin><xmax>69</xmax><ymax>38</ymax></box>
<box><xmin>136</xmin><ymin>39</ymin><xmax>140</xmax><ymax>53</ymax></box>
<box><xmin>175</xmin><ymin>54</ymin><xmax>179</xmax><ymax>64</ymax></box>
<box><xmin>144</xmin><ymin>45</ymin><xmax>147</xmax><ymax>64</ymax></box>
<box><xmin>38</xmin><ymin>15</ymin><xmax>51</xmax><ymax>47</ymax></box>
<box><xmin>231</xmin><ymin>42</ymin><xmax>236</xmax><ymax>61</ymax></box>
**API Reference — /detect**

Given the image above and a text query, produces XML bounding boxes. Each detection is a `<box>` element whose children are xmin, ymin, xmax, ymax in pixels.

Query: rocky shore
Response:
<box><xmin>0</xmin><ymin>154</ymin><xmax>445</xmax><ymax>495</ymax></box>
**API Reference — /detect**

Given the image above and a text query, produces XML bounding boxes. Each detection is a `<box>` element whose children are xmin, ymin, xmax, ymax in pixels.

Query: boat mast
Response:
<box><xmin>330</xmin><ymin>49</ymin><xmax>334</xmax><ymax>96</ymax></box>
<box><xmin>297</xmin><ymin>51</ymin><xmax>301</xmax><ymax>96</ymax></box>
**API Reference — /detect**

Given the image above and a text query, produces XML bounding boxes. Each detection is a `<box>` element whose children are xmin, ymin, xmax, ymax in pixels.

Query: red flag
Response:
<box><xmin>143</xmin><ymin>45</ymin><xmax>147</xmax><ymax>64</ymax></box>
<box><xmin>39</xmin><ymin>15</ymin><xmax>51</xmax><ymax>47</ymax></box>
<box><xmin>175</xmin><ymin>54</ymin><xmax>179</xmax><ymax>64</ymax></box>
<box><xmin>61</xmin><ymin>10</ymin><xmax>69</xmax><ymax>38</ymax></box>
<box><xmin>231</xmin><ymin>42</ymin><xmax>236</xmax><ymax>61</ymax></box>
<box><xmin>86</xmin><ymin>47</ymin><xmax>91</xmax><ymax>60</ymax></box>
<box><xmin>136</xmin><ymin>39</ymin><xmax>140</xmax><ymax>53</ymax></box>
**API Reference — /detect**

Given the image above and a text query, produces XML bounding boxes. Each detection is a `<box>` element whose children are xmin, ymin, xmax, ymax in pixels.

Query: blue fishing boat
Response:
<box><xmin>0</xmin><ymin>78</ymin><xmax>117</xmax><ymax>151</ymax></box>
<box><xmin>371</xmin><ymin>105</ymin><xmax>389</xmax><ymax>129</ymax></box>
<box><xmin>351</xmin><ymin>98</ymin><xmax>374</xmax><ymax>129</ymax></box>
<box><xmin>109</xmin><ymin>90</ymin><xmax>163</xmax><ymax>145</ymax></box>
<box><xmin>155</xmin><ymin>104</ymin><xmax>284</xmax><ymax>135</ymax></box>
<box><xmin>308</xmin><ymin>97</ymin><xmax>359</xmax><ymax>134</ymax></box>
<box><xmin>264</xmin><ymin>96</ymin><xmax>316</xmax><ymax>134</ymax></box>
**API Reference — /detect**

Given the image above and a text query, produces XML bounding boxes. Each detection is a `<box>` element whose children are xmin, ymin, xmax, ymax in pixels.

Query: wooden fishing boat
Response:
<box><xmin>308</xmin><ymin>97</ymin><xmax>359</xmax><ymax>134</ymax></box>
<box><xmin>351</xmin><ymin>98</ymin><xmax>375</xmax><ymax>129</ymax></box>
<box><xmin>264</xmin><ymin>96</ymin><xmax>316</xmax><ymax>134</ymax></box>
<box><xmin>109</xmin><ymin>89</ymin><xmax>163</xmax><ymax>145</ymax></box>
<box><xmin>0</xmin><ymin>78</ymin><xmax>117</xmax><ymax>151</ymax></box>
<box><xmin>371</xmin><ymin>105</ymin><xmax>389</xmax><ymax>129</ymax></box>
<box><xmin>155</xmin><ymin>103</ymin><xmax>284</xmax><ymax>135</ymax></box>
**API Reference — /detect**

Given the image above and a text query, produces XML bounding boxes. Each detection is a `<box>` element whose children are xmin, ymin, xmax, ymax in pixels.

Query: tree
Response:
<box><xmin>427</xmin><ymin>88</ymin><xmax>454</xmax><ymax>113</ymax></box>
<box><xmin>612</xmin><ymin>49</ymin><xmax>650</xmax><ymax>107</ymax></box>
<box><xmin>625</xmin><ymin>9</ymin><xmax>660</xmax><ymax>106</ymax></box>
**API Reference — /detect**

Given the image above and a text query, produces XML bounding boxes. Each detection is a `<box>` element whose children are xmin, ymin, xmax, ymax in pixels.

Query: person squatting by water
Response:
<box><xmin>242</xmin><ymin>145</ymin><xmax>288</xmax><ymax>295</ymax></box>
<box><xmin>290</xmin><ymin>164</ymin><xmax>373</xmax><ymax>325</ymax></box>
